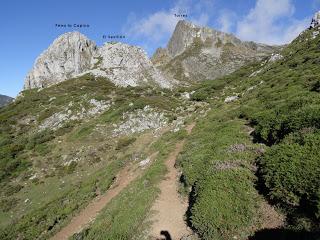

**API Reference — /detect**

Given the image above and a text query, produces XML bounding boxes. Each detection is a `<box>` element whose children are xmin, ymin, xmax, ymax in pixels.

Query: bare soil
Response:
<box><xmin>50</xmin><ymin>153</ymin><xmax>157</xmax><ymax>240</ymax></box>
<box><xmin>51</xmin><ymin>123</ymin><xmax>196</xmax><ymax>240</ymax></box>
<box><xmin>149</xmin><ymin>123</ymin><xmax>195</xmax><ymax>240</ymax></box>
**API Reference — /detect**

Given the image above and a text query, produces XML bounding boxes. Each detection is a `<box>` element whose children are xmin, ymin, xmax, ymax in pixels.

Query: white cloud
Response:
<box><xmin>125</xmin><ymin>11</ymin><xmax>178</xmax><ymax>43</ymax></box>
<box><xmin>123</xmin><ymin>0</ymin><xmax>213</xmax><ymax>53</ymax></box>
<box><xmin>236</xmin><ymin>0</ymin><xmax>310</xmax><ymax>45</ymax></box>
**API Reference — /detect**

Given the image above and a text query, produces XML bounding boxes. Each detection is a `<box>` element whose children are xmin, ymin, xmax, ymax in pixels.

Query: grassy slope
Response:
<box><xmin>1</xmin><ymin>27</ymin><xmax>320</xmax><ymax>240</ymax></box>
<box><xmin>178</xmin><ymin>104</ymin><xmax>264</xmax><ymax>240</ymax></box>
<box><xmin>0</xmin><ymin>75</ymin><xmax>188</xmax><ymax>239</ymax></box>
<box><xmin>177</xmin><ymin>27</ymin><xmax>320</xmax><ymax>239</ymax></box>
<box><xmin>71</xmin><ymin>130</ymin><xmax>188</xmax><ymax>240</ymax></box>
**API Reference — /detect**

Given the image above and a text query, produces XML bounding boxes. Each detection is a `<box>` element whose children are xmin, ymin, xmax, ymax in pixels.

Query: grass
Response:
<box><xmin>116</xmin><ymin>136</ymin><xmax>136</xmax><ymax>150</ymax></box>
<box><xmin>68</xmin><ymin>124</ymin><xmax>94</xmax><ymax>141</ymax></box>
<box><xmin>0</xmin><ymin>73</ymin><xmax>188</xmax><ymax>239</ymax></box>
<box><xmin>178</xmin><ymin>105</ymin><xmax>263</xmax><ymax>240</ymax></box>
<box><xmin>71</xmin><ymin>129</ymin><xmax>188</xmax><ymax>239</ymax></box>
<box><xmin>0</xmin><ymin>161</ymin><xmax>120</xmax><ymax>240</ymax></box>
<box><xmin>180</xmin><ymin>27</ymin><xmax>320</xmax><ymax>236</ymax></box>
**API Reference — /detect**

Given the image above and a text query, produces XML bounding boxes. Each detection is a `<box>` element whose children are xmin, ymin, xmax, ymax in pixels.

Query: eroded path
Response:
<box><xmin>50</xmin><ymin>153</ymin><xmax>156</xmax><ymax>240</ymax></box>
<box><xmin>149</xmin><ymin>123</ymin><xmax>195</xmax><ymax>240</ymax></box>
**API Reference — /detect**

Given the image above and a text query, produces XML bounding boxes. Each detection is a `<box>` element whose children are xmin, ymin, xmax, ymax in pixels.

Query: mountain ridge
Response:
<box><xmin>152</xmin><ymin>20</ymin><xmax>280</xmax><ymax>85</ymax></box>
<box><xmin>0</xmin><ymin>94</ymin><xmax>13</xmax><ymax>107</ymax></box>
<box><xmin>24</xmin><ymin>20</ymin><xmax>280</xmax><ymax>92</ymax></box>
<box><xmin>24</xmin><ymin>32</ymin><xmax>172</xmax><ymax>90</ymax></box>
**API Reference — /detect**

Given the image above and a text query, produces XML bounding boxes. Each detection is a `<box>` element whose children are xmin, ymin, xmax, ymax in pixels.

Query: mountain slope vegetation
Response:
<box><xmin>178</xmin><ymin>27</ymin><xmax>320</xmax><ymax>239</ymax></box>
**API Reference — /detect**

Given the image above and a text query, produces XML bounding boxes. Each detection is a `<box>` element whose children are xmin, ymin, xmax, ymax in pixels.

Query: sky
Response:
<box><xmin>0</xmin><ymin>0</ymin><xmax>319</xmax><ymax>97</ymax></box>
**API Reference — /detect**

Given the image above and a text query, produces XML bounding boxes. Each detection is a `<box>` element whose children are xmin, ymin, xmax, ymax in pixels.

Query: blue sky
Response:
<box><xmin>0</xmin><ymin>0</ymin><xmax>319</xmax><ymax>97</ymax></box>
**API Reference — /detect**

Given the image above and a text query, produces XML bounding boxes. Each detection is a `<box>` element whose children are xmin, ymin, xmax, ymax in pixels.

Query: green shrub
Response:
<box><xmin>252</xmin><ymin>104</ymin><xmax>320</xmax><ymax>145</ymax></box>
<box><xmin>26</xmin><ymin>130</ymin><xmax>55</xmax><ymax>150</ymax></box>
<box><xmin>259</xmin><ymin>132</ymin><xmax>320</xmax><ymax>220</ymax></box>
<box><xmin>191</xmin><ymin>91</ymin><xmax>209</xmax><ymax>101</ymax></box>
<box><xmin>0</xmin><ymin>197</ymin><xmax>18</xmax><ymax>212</ymax></box>
<box><xmin>190</xmin><ymin>170</ymin><xmax>258</xmax><ymax>240</ymax></box>
<box><xmin>311</xmin><ymin>80</ymin><xmax>320</xmax><ymax>92</ymax></box>
<box><xmin>65</xmin><ymin>161</ymin><xmax>78</xmax><ymax>174</ymax></box>
<box><xmin>178</xmin><ymin>107</ymin><xmax>261</xmax><ymax>239</ymax></box>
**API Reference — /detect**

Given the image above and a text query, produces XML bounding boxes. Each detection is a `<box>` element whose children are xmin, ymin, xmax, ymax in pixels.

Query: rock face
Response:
<box><xmin>24</xmin><ymin>20</ymin><xmax>280</xmax><ymax>90</ymax></box>
<box><xmin>152</xmin><ymin>20</ymin><xmax>279</xmax><ymax>84</ymax></box>
<box><xmin>310</xmin><ymin>11</ymin><xmax>320</xmax><ymax>28</ymax></box>
<box><xmin>24</xmin><ymin>32</ymin><xmax>97</xmax><ymax>89</ymax></box>
<box><xmin>81</xmin><ymin>42</ymin><xmax>172</xmax><ymax>88</ymax></box>
<box><xmin>0</xmin><ymin>94</ymin><xmax>13</xmax><ymax>107</ymax></box>
<box><xmin>24</xmin><ymin>33</ymin><xmax>172</xmax><ymax>90</ymax></box>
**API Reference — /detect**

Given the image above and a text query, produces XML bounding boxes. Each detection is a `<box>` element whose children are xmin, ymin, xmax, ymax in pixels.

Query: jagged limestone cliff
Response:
<box><xmin>310</xmin><ymin>11</ymin><xmax>320</xmax><ymax>28</ymax></box>
<box><xmin>24</xmin><ymin>33</ymin><xmax>172</xmax><ymax>89</ymax></box>
<box><xmin>81</xmin><ymin>42</ymin><xmax>172</xmax><ymax>88</ymax></box>
<box><xmin>24</xmin><ymin>32</ymin><xmax>97</xmax><ymax>89</ymax></box>
<box><xmin>152</xmin><ymin>20</ymin><xmax>279</xmax><ymax>84</ymax></box>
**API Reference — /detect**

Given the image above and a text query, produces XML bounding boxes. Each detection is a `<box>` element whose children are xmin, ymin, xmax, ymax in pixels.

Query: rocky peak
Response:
<box><xmin>84</xmin><ymin>42</ymin><xmax>172</xmax><ymax>88</ymax></box>
<box><xmin>167</xmin><ymin>20</ymin><xmax>198</xmax><ymax>57</ymax></box>
<box><xmin>167</xmin><ymin>20</ymin><xmax>240</xmax><ymax>58</ymax></box>
<box><xmin>310</xmin><ymin>11</ymin><xmax>320</xmax><ymax>28</ymax></box>
<box><xmin>24</xmin><ymin>32</ymin><xmax>172</xmax><ymax>90</ymax></box>
<box><xmin>153</xmin><ymin>20</ymin><xmax>279</xmax><ymax>84</ymax></box>
<box><xmin>24</xmin><ymin>32</ymin><xmax>97</xmax><ymax>89</ymax></box>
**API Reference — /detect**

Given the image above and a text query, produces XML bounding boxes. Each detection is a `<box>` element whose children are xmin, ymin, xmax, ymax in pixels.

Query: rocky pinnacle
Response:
<box><xmin>310</xmin><ymin>11</ymin><xmax>320</xmax><ymax>28</ymax></box>
<box><xmin>24</xmin><ymin>32</ymin><xmax>172</xmax><ymax>90</ymax></box>
<box><xmin>24</xmin><ymin>32</ymin><xmax>97</xmax><ymax>89</ymax></box>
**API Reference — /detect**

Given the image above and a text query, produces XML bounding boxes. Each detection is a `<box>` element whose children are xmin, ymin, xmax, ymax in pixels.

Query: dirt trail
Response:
<box><xmin>50</xmin><ymin>154</ymin><xmax>154</xmax><ymax>240</ymax></box>
<box><xmin>149</xmin><ymin>123</ymin><xmax>195</xmax><ymax>240</ymax></box>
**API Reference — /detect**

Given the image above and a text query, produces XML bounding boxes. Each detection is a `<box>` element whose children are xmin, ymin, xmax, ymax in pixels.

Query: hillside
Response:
<box><xmin>0</xmin><ymin>73</ymin><xmax>209</xmax><ymax>239</ymax></box>
<box><xmin>179</xmin><ymin>22</ymin><xmax>320</xmax><ymax>239</ymax></box>
<box><xmin>1</xmin><ymin>13</ymin><xmax>320</xmax><ymax>240</ymax></box>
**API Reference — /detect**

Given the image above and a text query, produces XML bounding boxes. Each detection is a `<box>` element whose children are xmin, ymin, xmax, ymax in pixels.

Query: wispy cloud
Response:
<box><xmin>123</xmin><ymin>0</ymin><xmax>214</xmax><ymax>54</ymax></box>
<box><xmin>236</xmin><ymin>0</ymin><xmax>310</xmax><ymax>45</ymax></box>
<box><xmin>124</xmin><ymin>0</ymin><xmax>312</xmax><ymax>53</ymax></box>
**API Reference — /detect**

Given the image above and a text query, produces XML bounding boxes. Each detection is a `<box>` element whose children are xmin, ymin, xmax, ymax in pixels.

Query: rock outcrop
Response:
<box><xmin>24</xmin><ymin>32</ymin><xmax>97</xmax><ymax>89</ymax></box>
<box><xmin>81</xmin><ymin>42</ymin><xmax>172</xmax><ymax>88</ymax></box>
<box><xmin>24</xmin><ymin>33</ymin><xmax>172</xmax><ymax>90</ymax></box>
<box><xmin>310</xmin><ymin>11</ymin><xmax>320</xmax><ymax>28</ymax></box>
<box><xmin>152</xmin><ymin>20</ymin><xmax>279</xmax><ymax>84</ymax></box>
<box><xmin>24</xmin><ymin>20</ymin><xmax>280</xmax><ymax>90</ymax></box>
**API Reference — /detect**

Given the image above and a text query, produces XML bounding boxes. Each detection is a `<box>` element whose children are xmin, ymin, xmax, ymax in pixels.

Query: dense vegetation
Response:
<box><xmin>260</xmin><ymin>131</ymin><xmax>320</xmax><ymax>229</ymax></box>
<box><xmin>180</xmin><ymin>27</ymin><xmax>320</xmax><ymax>239</ymax></box>
<box><xmin>178</xmin><ymin>106</ymin><xmax>264</xmax><ymax>239</ymax></box>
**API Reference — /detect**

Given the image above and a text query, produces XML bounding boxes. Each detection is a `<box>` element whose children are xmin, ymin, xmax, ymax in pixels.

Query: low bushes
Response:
<box><xmin>259</xmin><ymin>132</ymin><xmax>320</xmax><ymax>225</ymax></box>
<box><xmin>178</xmin><ymin>107</ymin><xmax>261</xmax><ymax>239</ymax></box>
<box><xmin>190</xmin><ymin>169</ymin><xmax>258</xmax><ymax>240</ymax></box>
